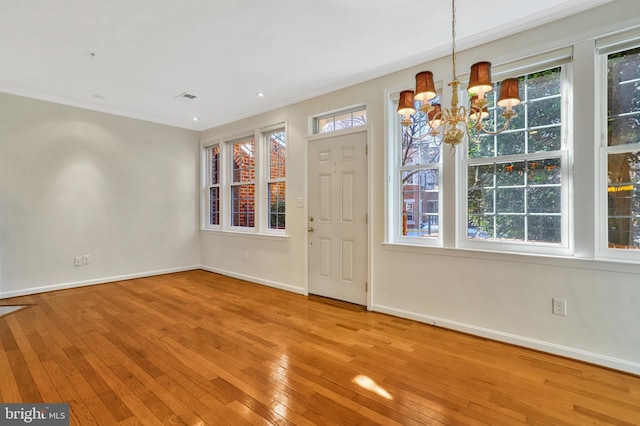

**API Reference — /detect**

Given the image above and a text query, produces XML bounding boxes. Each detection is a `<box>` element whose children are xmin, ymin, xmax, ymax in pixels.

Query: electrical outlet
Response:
<box><xmin>82</xmin><ymin>254</ymin><xmax>90</xmax><ymax>265</ymax></box>
<box><xmin>552</xmin><ymin>297</ymin><xmax>567</xmax><ymax>316</ymax></box>
<box><xmin>243</xmin><ymin>251</ymin><xmax>249</xmax><ymax>262</ymax></box>
<box><xmin>74</xmin><ymin>256</ymin><xmax>82</xmax><ymax>267</ymax></box>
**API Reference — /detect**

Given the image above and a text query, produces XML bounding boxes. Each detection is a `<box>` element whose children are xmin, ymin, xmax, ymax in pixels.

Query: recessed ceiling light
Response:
<box><xmin>193</xmin><ymin>117</ymin><xmax>199</xmax><ymax>121</ymax></box>
<box><xmin>256</xmin><ymin>92</ymin><xmax>265</xmax><ymax>97</ymax></box>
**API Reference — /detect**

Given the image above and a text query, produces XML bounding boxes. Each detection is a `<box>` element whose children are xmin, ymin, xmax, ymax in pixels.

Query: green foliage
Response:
<box><xmin>467</xmin><ymin>67</ymin><xmax>564</xmax><ymax>243</ymax></box>
<box><xmin>607</xmin><ymin>47</ymin><xmax>640</xmax><ymax>247</ymax></box>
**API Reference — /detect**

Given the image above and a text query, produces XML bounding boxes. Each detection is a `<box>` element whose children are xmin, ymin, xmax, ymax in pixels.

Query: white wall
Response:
<box><xmin>0</xmin><ymin>93</ymin><xmax>201</xmax><ymax>297</ymax></box>
<box><xmin>200</xmin><ymin>0</ymin><xmax>640</xmax><ymax>374</ymax></box>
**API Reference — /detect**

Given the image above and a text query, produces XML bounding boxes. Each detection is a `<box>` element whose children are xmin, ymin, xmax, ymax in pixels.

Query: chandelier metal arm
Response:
<box><xmin>468</xmin><ymin>110</ymin><xmax>517</xmax><ymax>136</ymax></box>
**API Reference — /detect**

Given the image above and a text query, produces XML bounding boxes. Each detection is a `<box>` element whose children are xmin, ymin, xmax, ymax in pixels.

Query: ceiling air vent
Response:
<box><xmin>174</xmin><ymin>92</ymin><xmax>197</xmax><ymax>100</ymax></box>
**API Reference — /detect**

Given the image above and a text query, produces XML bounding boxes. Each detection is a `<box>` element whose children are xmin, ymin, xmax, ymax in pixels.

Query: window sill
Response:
<box><xmin>200</xmin><ymin>228</ymin><xmax>290</xmax><ymax>242</ymax></box>
<box><xmin>381</xmin><ymin>241</ymin><xmax>640</xmax><ymax>274</ymax></box>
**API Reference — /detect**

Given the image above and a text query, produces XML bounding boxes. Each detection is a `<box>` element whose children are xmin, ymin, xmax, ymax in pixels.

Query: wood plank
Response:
<box><xmin>4</xmin><ymin>315</ymin><xmax>62</xmax><ymax>402</ymax></box>
<box><xmin>0</xmin><ymin>270</ymin><xmax>638</xmax><ymax>425</ymax></box>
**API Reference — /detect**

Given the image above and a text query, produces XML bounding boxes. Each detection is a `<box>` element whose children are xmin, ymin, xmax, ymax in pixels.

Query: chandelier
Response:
<box><xmin>397</xmin><ymin>0</ymin><xmax>521</xmax><ymax>154</ymax></box>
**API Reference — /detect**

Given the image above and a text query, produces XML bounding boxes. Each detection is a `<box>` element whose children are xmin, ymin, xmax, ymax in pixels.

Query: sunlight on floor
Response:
<box><xmin>353</xmin><ymin>375</ymin><xmax>393</xmax><ymax>400</ymax></box>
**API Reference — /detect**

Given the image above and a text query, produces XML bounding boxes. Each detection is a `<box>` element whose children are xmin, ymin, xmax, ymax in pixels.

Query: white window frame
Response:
<box><xmin>205</xmin><ymin>143</ymin><xmax>221</xmax><ymax>229</ymax></box>
<box><xmin>459</xmin><ymin>60</ymin><xmax>573</xmax><ymax>256</ymax></box>
<box><xmin>388</xmin><ymin>92</ymin><xmax>443</xmax><ymax>247</ymax></box>
<box><xmin>262</xmin><ymin>125</ymin><xmax>287</xmax><ymax>235</ymax></box>
<box><xmin>201</xmin><ymin>122</ymin><xmax>287</xmax><ymax>236</ymax></box>
<box><xmin>313</xmin><ymin>105</ymin><xmax>367</xmax><ymax>135</ymax></box>
<box><xmin>228</xmin><ymin>135</ymin><xmax>256</xmax><ymax>231</ymax></box>
<box><xmin>596</xmin><ymin>33</ymin><xmax>640</xmax><ymax>262</ymax></box>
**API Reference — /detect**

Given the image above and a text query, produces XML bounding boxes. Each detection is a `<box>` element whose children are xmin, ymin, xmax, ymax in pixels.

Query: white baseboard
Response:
<box><xmin>0</xmin><ymin>265</ymin><xmax>201</xmax><ymax>299</ymax></box>
<box><xmin>372</xmin><ymin>303</ymin><xmax>640</xmax><ymax>376</ymax></box>
<box><xmin>199</xmin><ymin>265</ymin><xmax>307</xmax><ymax>295</ymax></box>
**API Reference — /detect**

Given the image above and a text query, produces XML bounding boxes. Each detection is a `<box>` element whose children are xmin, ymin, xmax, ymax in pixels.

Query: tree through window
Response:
<box><xmin>605</xmin><ymin>46</ymin><xmax>640</xmax><ymax>250</ymax></box>
<box><xmin>399</xmin><ymin>98</ymin><xmax>441</xmax><ymax>238</ymax></box>
<box><xmin>465</xmin><ymin>66</ymin><xmax>567</xmax><ymax>245</ymax></box>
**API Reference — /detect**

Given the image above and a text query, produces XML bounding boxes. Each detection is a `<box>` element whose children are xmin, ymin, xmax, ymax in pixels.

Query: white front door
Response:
<box><xmin>308</xmin><ymin>131</ymin><xmax>367</xmax><ymax>305</ymax></box>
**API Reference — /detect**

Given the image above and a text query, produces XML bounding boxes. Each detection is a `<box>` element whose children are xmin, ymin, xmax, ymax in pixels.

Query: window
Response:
<box><xmin>230</xmin><ymin>136</ymin><xmax>256</xmax><ymax>228</ymax></box>
<box><xmin>601</xmin><ymin>45</ymin><xmax>640</xmax><ymax>254</ymax></box>
<box><xmin>266</xmin><ymin>129</ymin><xmax>286</xmax><ymax>230</ymax></box>
<box><xmin>464</xmin><ymin>65</ymin><xmax>569</xmax><ymax>252</ymax></box>
<box><xmin>202</xmin><ymin>123</ymin><xmax>286</xmax><ymax>234</ymax></box>
<box><xmin>390</xmin><ymin>95</ymin><xmax>442</xmax><ymax>244</ymax></box>
<box><xmin>315</xmin><ymin>106</ymin><xmax>367</xmax><ymax>134</ymax></box>
<box><xmin>400</xmin><ymin>98</ymin><xmax>442</xmax><ymax>239</ymax></box>
<box><xmin>388</xmin><ymin>61</ymin><xmax>570</xmax><ymax>253</ymax></box>
<box><xmin>207</xmin><ymin>144</ymin><xmax>221</xmax><ymax>226</ymax></box>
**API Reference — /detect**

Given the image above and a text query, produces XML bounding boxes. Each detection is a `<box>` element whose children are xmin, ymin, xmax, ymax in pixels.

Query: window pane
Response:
<box><xmin>353</xmin><ymin>108</ymin><xmax>367</xmax><ymax>127</ymax></box>
<box><xmin>608</xmin><ymin>115</ymin><xmax>640</xmax><ymax>146</ymax></box>
<box><xmin>607</xmin><ymin>151</ymin><xmax>640</xmax><ymax>249</ymax></box>
<box><xmin>528</xmin><ymin>216</ymin><xmax>561</xmax><ymax>243</ymax></box>
<box><xmin>528</xmin><ymin>97</ymin><xmax>562</xmax><ymax>128</ymax></box>
<box><xmin>496</xmin><ymin>161</ymin><xmax>526</xmax><ymax>186</ymax></box>
<box><xmin>467</xmin><ymin>157</ymin><xmax>562</xmax><ymax>243</ymax></box>
<box><xmin>402</xmin><ymin>135</ymin><xmax>440</xmax><ymax>165</ymax></box>
<box><xmin>401</xmin><ymin>169</ymin><xmax>439</xmax><ymax>237</ymax></box>
<box><xmin>268</xmin><ymin>182</ymin><xmax>286</xmax><ymax>230</ymax></box>
<box><xmin>529</xmin><ymin>127</ymin><xmax>561</xmax><ymax>152</ymax></box>
<box><xmin>468</xmin><ymin>215</ymin><xmax>493</xmax><ymax>239</ymax></box>
<box><xmin>231</xmin><ymin>184</ymin><xmax>255</xmax><ymax>227</ymax></box>
<box><xmin>334</xmin><ymin>112</ymin><xmax>353</xmax><ymax>130</ymax></box>
<box><xmin>232</xmin><ymin>138</ymin><xmax>255</xmax><ymax>183</ymax></box>
<box><xmin>496</xmin><ymin>216</ymin><xmax>525</xmax><ymax>240</ymax></box>
<box><xmin>269</xmin><ymin>131</ymin><xmax>286</xmax><ymax>179</ymax></box>
<box><xmin>497</xmin><ymin>188</ymin><xmax>524</xmax><ymax>213</ymax></box>
<box><xmin>468</xmin><ymin>188</ymin><xmax>494</xmax><ymax>214</ymax></box>
<box><xmin>608</xmin><ymin>47</ymin><xmax>640</xmax><ymax>116</ymax></box>
<box><xmin>528</xmin><ymin>187</ymin><xmax>561</xmax><ymax>213</ymax></box>
<box><xmin>209</xmin><ymin>187</ymin><xmax>220</xmax><ymax>226</ymax></box>
<box><xmin>529</xmin><ymin>158</ymin><xmax>562</xmax><ymax>184</ymax></box>
<box><xmin>316</xmin><ymin>108</ymin><xmax>367</xmax><ymax>134</ymax></box>
<box><xmin>468</xmin><ymin>164</ymin><xmax>495</xmax><ymax>188</ymax></box>
<box><xmin>472</xmin><ymin>67</ymin><xmax>563</xmax><ymax>159</ymax></box>
<box><xmin>607</xmin><ymin>47</ymin><xmax>640</xmax><ymax>146</ymax></box>
<box><xmin>318</xmin><ymin>117</ymin><xmax>333</xmax><ymax>133</ymax></box>
<box><xmin>211</xmin><ymin>145</ymin><xmax>220</xmax><ymax>184</ymax></box>
<box><xmin>469</xmin><ymin>134</ymin><xmax>495</xmax><ymax>158</ymax></box>
<box><xmin>527</xmin><ymin>69</ymin><xmax>562</xmax><ymax>98</ymax></box>
<box><xmin>496</xmin><ymin>131</ymin><xmax>525</xmax><ymax>156</ymax></box>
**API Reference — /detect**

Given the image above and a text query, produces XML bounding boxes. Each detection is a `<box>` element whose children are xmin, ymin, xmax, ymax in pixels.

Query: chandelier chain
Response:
<box><xmin>451</xmin><ymin>0</ymin><xmax>457</xmax><ymax>81</ymax></box>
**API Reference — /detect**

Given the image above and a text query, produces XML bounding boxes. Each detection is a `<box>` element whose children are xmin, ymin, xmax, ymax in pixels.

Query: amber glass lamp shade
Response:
<box><xmin>414</xmin><ymin>71</ymin><xmax>437</xmax><ymax>102</ymax></box>
<box><xmin>468</xmin><ymin>61</ymin><xmax>493</xmax><ymax>97</ymax></box>
<box><xmin>497</xmin><ymin>78</ymin><xmax>521</xmax><ymax>110</ymax></box>
<box><xmin>397</xmin><ymin>90</ymin><xmax>416</xmax><ymax>117</ymax></box>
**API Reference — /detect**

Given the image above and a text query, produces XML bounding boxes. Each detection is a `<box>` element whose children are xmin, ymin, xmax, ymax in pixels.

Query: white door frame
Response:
<box><xmin>305</xmin><ymin>126</ymin><xmax>372</xmax><ymax>309</ymax></box>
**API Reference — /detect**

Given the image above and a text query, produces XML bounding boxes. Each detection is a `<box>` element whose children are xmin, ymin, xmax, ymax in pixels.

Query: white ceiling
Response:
<box><xmin>0</xmin><ymin>0</ymin><xmax>612</xmax><ymax>131</ymax></box>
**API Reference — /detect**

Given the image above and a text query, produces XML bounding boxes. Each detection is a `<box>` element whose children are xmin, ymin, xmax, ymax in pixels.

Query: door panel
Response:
<box><xmin>308</xmin><ymin>131</ymin><xmax>367</xmax><ymax>305</ymax></box>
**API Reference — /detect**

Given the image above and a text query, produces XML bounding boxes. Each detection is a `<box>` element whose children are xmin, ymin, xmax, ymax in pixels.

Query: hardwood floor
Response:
<box><xmin>1</xmin><ymin>270</ymin><xmax>639</xmax><ymax>425</ymax></box>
